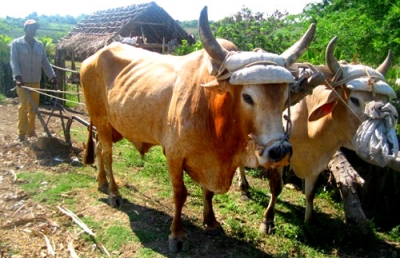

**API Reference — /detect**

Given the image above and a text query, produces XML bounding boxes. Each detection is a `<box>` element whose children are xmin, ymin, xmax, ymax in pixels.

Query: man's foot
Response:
<box><xmin>17</xmin><ymin>135</ymin><xmax>26</xmax><ymax>141</ymax></box>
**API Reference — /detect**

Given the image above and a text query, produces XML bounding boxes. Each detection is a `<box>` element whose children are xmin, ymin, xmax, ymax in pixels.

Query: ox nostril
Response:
<box><xmin>268</xmin><ymin>144</ymin><xmax>292</xmax><ymax>161</ymax></box>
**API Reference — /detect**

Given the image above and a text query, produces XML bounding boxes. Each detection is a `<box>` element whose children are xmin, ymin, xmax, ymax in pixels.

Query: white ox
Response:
<box><xmin>80</xmin><ymin>7</ymin><xmax>316</xmax><ymax>251</ymax></box>
<box><xmin>238</xmin><ymin>36</ymin><xmax>398</xmax><ymax>234</ymax></box>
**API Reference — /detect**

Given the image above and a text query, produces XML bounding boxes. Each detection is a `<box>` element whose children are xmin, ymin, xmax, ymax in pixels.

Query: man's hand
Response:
<box><xmin>49</xmin><ymin>77</ymin><xmax>59</xmax><ymax>90</ymax></box>
<box><xmin>15</xmin><ymin>76</ymin><xmax>24</xmax><ymax>87</ymax></box>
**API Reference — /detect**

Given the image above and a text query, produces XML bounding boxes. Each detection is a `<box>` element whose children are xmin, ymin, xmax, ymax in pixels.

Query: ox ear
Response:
<box><xmin>308</xmin><ymin>90</ymin><xmax>338</xmax><ymax>121</ymax></box>
<box><xmin>201</xmin><ymin>79</ymin><xmax>228</xmax><ymax>94</ymax></box>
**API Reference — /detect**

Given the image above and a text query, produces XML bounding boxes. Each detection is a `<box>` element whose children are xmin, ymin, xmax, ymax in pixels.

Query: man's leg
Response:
<box><xmin>16</xmin><ymin>86</ymin><xmax>29</xmax><ymax>140</ymax></box>
<box><xmin>26</xmin><ymin>82</ymin><xmax>40</xmax><ymax>137</ymax></box>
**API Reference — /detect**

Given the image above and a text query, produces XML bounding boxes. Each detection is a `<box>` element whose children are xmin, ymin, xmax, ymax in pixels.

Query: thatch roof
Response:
<box><xmin>57</xmin><ymin>1</ymin><xmax>195</xmax><ymax>59</ymax></box>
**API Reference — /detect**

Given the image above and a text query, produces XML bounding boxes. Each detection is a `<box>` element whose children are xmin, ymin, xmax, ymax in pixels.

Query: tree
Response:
<box><xmin>40</xmin><ymin>36</ymin><xmax>56</xmax><ymax>60</ymax></box>
<box><xmin>0</xmin><ymin>35</ymin><xmax>11</xmax><ymax>62</ymax></box>
<box><xmin>0</xmin><ymin>34</ymin><xmax>13</xmax><ymax>97</ymax></box>
<box><xmin>210</xmin><ymin>7</ymin><xmax>317</xmax><ymax>65</ymax></box>
<box><xmin>300</xmin><ymin>0</ymin><xmax>400</xmax><ymax>66</ymax></box>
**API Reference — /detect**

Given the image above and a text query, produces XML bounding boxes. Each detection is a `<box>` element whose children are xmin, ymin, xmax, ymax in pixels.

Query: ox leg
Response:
<box><xmin>168</xmin><ymin>169</ymin><xmax>189</xmax><ymax>252</ymax></box>
<box><xmin>236</xmin><ymin>165</ymin><xmax>250</xmax><ymax>200</ymax></box>
<box><xmin>95</xmin><ymin>127</ymin><xmax>122</xmax><ymax>208</ymax></box>
<box><xmin>260</xmin><ymin>168</ymin><xmax>283</xmax><ymax>235</ymax></box>
<box><xmin>202</xmin><ymin>188</ymin><xmax>222</xmax><ymax>236</ymax></box>
<box><xmin>96</xmin><ymin>140</ymin><xmax>109</xmax><ymax>194</ymax></box>
<box><xmin>102</xmin><ymin>141</ymin><xmax>122</xmax><ymax>207</ymax></box>
<box><xmin>304</xmin><ymin>174</ymin><xmax>319</xmax><ymax>223</ymax></box>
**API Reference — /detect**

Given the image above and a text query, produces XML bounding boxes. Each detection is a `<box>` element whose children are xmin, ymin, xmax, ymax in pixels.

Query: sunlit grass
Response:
<box><xmin>17</xmin><ymin>171</ymin><xmax>93</xmax><ymax>205</ymax></box>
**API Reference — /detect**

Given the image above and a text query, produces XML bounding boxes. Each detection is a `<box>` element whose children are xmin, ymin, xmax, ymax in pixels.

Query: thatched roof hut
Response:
<box><xmin>56</xmin><ymin>1</ymin><xmax>195</xmax><ymax>59</ymax></box>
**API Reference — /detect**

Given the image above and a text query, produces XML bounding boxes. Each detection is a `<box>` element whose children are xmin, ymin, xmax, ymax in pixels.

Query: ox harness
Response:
<box><xmin>324</xmin><ymin>64</ymin><xmax>398</xmax><ymax>167</ymax></box>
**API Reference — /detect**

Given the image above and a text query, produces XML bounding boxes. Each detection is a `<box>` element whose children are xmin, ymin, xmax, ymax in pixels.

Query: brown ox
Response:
<box><xmin>81</xmin><ymin>7</ymin><xmax>315</xmax><ymax>251</ymax></box>
<box><xmin>238</xmin><ymin>37</ymin><xmax>398</xmax><ymax>234</ymax></box>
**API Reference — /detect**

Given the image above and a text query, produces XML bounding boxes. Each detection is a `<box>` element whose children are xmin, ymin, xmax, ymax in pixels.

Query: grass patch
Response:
<box><xmin>102</xmin><ymin>225</ymin><xmax>139</xmax><ymax>250</ymax></box>
<box><xmin>18</xmin><ymin>170</ymin><xmax>92</xmax><ymax>205</ymax></box>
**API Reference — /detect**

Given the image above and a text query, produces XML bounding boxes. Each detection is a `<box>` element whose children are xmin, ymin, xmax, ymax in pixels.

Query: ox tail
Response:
<box><xmin>83</xmin><ymin>121</ymin><xmax>95</xmax><ymax>165</ymax></box>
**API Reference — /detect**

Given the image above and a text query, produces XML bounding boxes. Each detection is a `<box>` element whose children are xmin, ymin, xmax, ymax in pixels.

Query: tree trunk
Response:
<box><xmin>327</xmin><ymin>148</ymin><xmax>370</xmax><ymax>235</ymax></box>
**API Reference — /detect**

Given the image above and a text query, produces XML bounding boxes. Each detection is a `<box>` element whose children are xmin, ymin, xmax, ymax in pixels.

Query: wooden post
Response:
<box><xmin>162</xmin><ymin>37</ymin><xmax>165</xmax><ymax>54</ymax></box>
<box><xmin>70</xmin><ymin>51</ymin><xmax>80</xmax><ymax>103</ymax></box>
<box><xmin>55</xmin><ymin>48</ymin><xmax>66</xmax><ymax>106</ymax></box>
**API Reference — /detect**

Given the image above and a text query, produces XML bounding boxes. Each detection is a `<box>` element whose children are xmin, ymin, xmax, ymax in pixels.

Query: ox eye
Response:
<box><xmin>242</xmin><ymin>93</ymin><xmax>254</xmax><ymax>105</ymax></box>
<box><xmin>350</xmin><ymin>97</ymin><xmax>360</xmax><ymax>107</ymax></box>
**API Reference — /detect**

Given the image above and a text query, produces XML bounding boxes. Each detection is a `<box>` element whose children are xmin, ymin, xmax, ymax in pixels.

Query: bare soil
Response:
<box><xmin>0</xmin><ymin>97</ymin><xmax>90</xmax><ymax>257</ymax></box>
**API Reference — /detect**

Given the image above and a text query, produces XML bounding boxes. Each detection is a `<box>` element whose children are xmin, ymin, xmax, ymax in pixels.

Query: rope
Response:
<box><xmin>321</xmin><ymin>66</ymin><xmax>364</xmax><ymax>123</ymax></box>
<box><xmin>51</xmin><ymin>64</ymin><xmax>80</xmax><ymax>74</ymax></box>
<box><xmin>284</xmin><ymin>85</ymin><xmax>292</xmax><ymax>139</ymax></box>
<box><xmin>287</xmin><ymin>62</ymin><xmax>364</xmax><ymax>123</ymax></box>
<box><xmin>17</xmin><ymin>85</ymin><xmax>86</xmax><ymax>106</ymax></box>
<box><xmin>15</xmin><ymin>86</ymin><xmax>82</xmax><ymax>96</ymax></box>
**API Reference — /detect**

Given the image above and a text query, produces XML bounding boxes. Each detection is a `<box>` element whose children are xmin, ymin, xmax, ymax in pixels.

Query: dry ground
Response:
<box><xmin>0</xmin><ymin>97</ymin><xmax>91</xmax><ymax>257</ymax></box>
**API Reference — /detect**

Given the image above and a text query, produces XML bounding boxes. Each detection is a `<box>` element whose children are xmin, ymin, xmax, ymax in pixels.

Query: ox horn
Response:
<box><xmin>376</xmin><ymin>50</ymin><xmax>392</xmax><ymax>76</ymax></box>
<box><xmin>198</xmin><ymin>6</ymin><xmax>228</xmax><ymax>64</ymax></box>
<box><xmin>281</xmin><ymin>23</ymin><xmax>316</xmax><ymax>68</ymax></box>
<box><xmin>325</xmin><ymin>36</ymin><xmax>341</xmax><ymax>76</ymax></box>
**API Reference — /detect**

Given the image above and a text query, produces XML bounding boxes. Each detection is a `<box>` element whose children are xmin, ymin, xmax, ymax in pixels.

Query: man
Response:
<box><xmin>10</xmin><ymin>19</ymin><xmax>58</xmax><ymax>141</ymax></box>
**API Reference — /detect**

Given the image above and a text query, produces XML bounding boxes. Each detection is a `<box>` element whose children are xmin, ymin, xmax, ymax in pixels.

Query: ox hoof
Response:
<box><xmin>108</xmin><ymin>194</ymin><xmax>123</xmax><ymax>208</ymax></box>
<box><xmin>240</xmin><ymin>191</ymin><xmax>250</xmax><ymax>201</ymax></box>
<box><xmin>259</xmin><ymin>221</ymin><xmax>275</xmax><ymax>235</ymax></box>
<box><xmin>168</xmin><ymin>235</ymin><xmax>189</xmax><ymax>252</ymax></box>
<box><xmin>98</xmin><ymin>183</ymin><xmax>109</xmax><ymax>194</ymax></box>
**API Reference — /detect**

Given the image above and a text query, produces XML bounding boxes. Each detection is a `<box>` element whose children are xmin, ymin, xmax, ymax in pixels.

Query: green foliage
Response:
<box><xmin>0</xmin><ymin>14</ymin><xmax>79</xmax><ymax>41</ymax></box>
<box><xmin>39</xmin><ymin>36</ymin><xmax>56</xmax><ymax>60</ymax></box>
<box><xmin>0</xmin><ymin>93</ymin><xmax>5</xmax><ymax>103</ymax></box>
<box><xmin>0</xmin><ymin>35</ymin><xmax>11</xmax><ymax>62</ymax></box>
<box><xmin>388</xmin><ymin>225</ymin><xmax>400</xmax><ymax>242</ymax></box>
<box><xmin>211</xmin><ymin>7</ymin><xmax>298</xmax><ymax>53</ymax></box>
<box><xmin>172</xmin><ymin>39</ymin><xmax>203</xmax><ymax>56</ymax></box>
<box><xmin>300</xmin><ymin>0</ymin><xmax>400</xmax><ymax>65</ymax></box>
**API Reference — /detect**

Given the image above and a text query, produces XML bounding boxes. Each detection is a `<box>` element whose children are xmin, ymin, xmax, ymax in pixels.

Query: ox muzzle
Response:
<box><xmin>253</xmin><ymin>137</ymin><xmax>293</xmax><ymax>168</ymax></box>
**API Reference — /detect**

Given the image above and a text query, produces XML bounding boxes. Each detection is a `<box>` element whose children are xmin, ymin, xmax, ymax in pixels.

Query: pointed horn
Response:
<box><xmin>281</xmin><ymin>23</ymin><xmax>316</xmax><ymax>68</ymax></box>
<box><xmin>325</xmin><ymin>36</ymin><xmax>340</xmax><ymax>75</ymax></box>
<box><xmin>198</xmin><ymin>6</ymin><xmax>228</xmax><ymax>64</ymax></box>
<box><xmin>376</xmin><ymin>50</ymin><xmax>392</xmax><ymax>76</ymax></box>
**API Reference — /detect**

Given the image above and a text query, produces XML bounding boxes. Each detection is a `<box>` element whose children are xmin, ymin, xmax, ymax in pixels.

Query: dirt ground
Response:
<box><xmin>0</xmin><ymin>97</ymin><xmax>90</xmax><ymax>257</ymax></box>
